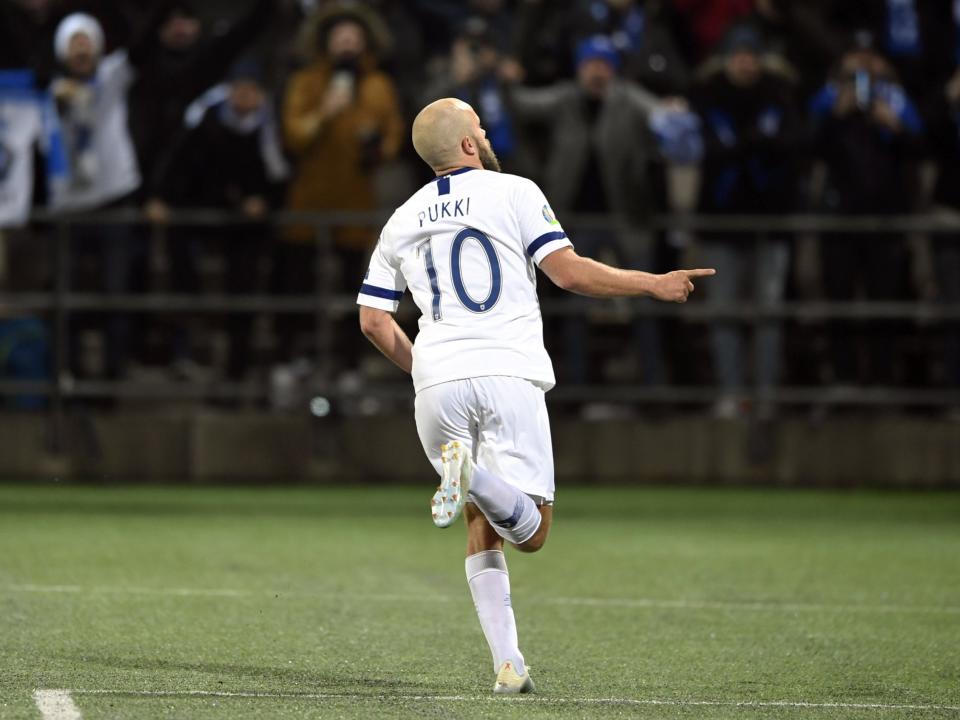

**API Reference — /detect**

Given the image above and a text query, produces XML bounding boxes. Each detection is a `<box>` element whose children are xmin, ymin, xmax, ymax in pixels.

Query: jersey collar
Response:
<box><xmin>435</xmin><ymin>167</ymin><xmax>476</xmax><ymax>180</ymax></box>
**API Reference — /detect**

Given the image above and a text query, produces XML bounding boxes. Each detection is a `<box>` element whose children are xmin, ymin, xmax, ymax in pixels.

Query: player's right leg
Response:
<box><xmin>414</xmin><ymin>381</ymin><xmax>534</xmax><ymax>693</ymax></box>
<box><xmin>464</xmin><ymin>503</ymin><xmax>534</xmax><ymax>694</ymax></box>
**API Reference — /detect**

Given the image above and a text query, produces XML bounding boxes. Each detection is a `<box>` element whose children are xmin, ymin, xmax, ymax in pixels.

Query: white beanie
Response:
<box><xmin>54</xmin><ymin>13</ymin><xmax>105</xmax><ymax>62</ymax></box>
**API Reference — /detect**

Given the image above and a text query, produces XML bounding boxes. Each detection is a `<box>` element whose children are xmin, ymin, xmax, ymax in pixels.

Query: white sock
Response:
<box><xmin>465</xmin><ymin>550</ymin><xmax>525</xmax><ymax>675</ymax></box>
<box><xmin>468</xmin><ymin>466</ymin><xmax>542</xmax><ymax>545</ymax></box>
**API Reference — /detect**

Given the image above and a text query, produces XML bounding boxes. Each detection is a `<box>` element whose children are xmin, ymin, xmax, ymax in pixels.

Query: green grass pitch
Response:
<box><xmin>1</xmin><ymin>483</ymin><xmax>958</xmax><ymax>719</ymax></box>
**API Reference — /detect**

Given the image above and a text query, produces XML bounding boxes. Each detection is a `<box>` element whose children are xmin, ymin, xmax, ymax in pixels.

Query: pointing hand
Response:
<box><xmin>653</xmin><ymin>268</ymin><xmax>716</xmax><ymax>303</ymax></box>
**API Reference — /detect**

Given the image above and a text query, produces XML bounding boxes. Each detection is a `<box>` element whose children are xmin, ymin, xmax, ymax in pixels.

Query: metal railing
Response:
<box><xmin>1</xmin><ymin>208</ymin><xmax>959</xmax><ymax>450</ymax></box>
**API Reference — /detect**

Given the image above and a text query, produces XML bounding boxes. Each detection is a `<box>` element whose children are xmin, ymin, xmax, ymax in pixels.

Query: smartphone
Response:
<box><xmin>854</xmin><ymin>69</ymin><xmax>871</xmax><ymax>110</ymax></box>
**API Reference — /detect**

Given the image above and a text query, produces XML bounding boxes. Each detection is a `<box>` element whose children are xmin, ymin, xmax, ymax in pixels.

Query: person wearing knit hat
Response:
<box><xmin>575</xmin><ymin>34</ymin><xmax>621</xmax><ymax>71</ymax></box>
<box><xmin>49</xmin><ymin>10</ymin><xmax>138</xmax><ymax>208</ymax></box>
<box><xmin>504</xmin><ymin>34</ymin><xmax>671</xmax><ymax>387</ymax></box>
<box><xmin>48</xmin><ymin>5</ymin><xmax>182</xmax><ymax>379</ymax></box>
<box><xmin>692</xmin><ymin>21</ymin><xmax>801</xmax><ymax>419</ymax></box>
<box><xmin>54</xmin><ymin>12</ymin><xmax>104</xmax><ymax>80</ymax></box>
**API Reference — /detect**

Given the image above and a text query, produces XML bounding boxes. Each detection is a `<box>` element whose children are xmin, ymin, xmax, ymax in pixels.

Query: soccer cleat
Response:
<box><xmin>430</xmin><ymin>441</ymin><xmax>471</xmax><ymax>528</ymax></box>
<box><xmin>493</xmin><ymin>660</ymin><xmax>534</xmax><ymax>694</ymax></box>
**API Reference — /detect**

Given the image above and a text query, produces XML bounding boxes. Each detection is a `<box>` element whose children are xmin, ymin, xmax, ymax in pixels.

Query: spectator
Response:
<box><xmin>508</xmin><ymin>35</ymin><xmax>665</xmax><ymax>386</ymax></box>
<box><xmin>693</xmin><ymin>25</ymin><xmax>801</xmax><ymax>418</ymax></box>
<box><xmin>274</xmin><ymin>1</ymin><xmax>425</xmax><ymax>120</ymax></box>
<box><xmin>810</xmin><ymin>36</ymin><xmax>923</xmax><ymax>386</ymax></box>
<box><xmin>282</xmin><ymin>3</ymin><xmax>403</xmax><ymax>269</ymax></box>
<box><xmin>146</xmin><ymin>59</ymin><xmax>288</xmax><ymax>381</ymax></box>
<box><xmin>48</xmin><ymin>10</ymin><xmax>162</xmax><ymax>378</ymax></box>
<box><xmin>281</xmin><ymin>2</ymin><xmax>403</xmax><ymax>363</ymax></box>
<box><xmin>423</xmin><ymin>17</ymin><xmax>532</xmax><ymax>175</ymax></box>
<box><xmin>49</xmin><ymin>12</ymin><xmax>140</xmax><ymax>212</ymax></box>
<box><xmin>128</xmin><ymin>0</ymin><xmax>273</xmax><ymax>193</ymax></box>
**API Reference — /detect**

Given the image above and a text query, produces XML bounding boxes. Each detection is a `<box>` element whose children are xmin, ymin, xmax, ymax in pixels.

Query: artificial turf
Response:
<box><xmin>0</xmin><ymin>484</ymin><xmax>958</xmax><ymax>719</ymax></box>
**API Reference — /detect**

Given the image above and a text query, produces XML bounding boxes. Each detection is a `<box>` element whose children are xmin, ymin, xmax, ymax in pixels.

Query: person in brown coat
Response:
<box><xmin>279</xmin><ymin>3</ymin><xmax>403</xmax><ymax>369</ymax></box>
<box><xmin>282</xmin><ymin>4</ymin><xmax>403</xmax><ymax>256</ymax></box>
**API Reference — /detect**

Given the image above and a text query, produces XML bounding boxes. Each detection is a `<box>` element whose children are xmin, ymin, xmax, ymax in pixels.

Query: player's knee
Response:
<box><xmin>515</xmin><ymin>532</ymin><xmax>547</xmax><ymax>553</ymax></box>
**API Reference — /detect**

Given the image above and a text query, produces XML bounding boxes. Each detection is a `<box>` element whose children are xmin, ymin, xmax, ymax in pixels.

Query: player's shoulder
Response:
<box><xmin>394</xmin><ymin>178</ymin><xmax>440</xmax><ymax>215</ymax></box>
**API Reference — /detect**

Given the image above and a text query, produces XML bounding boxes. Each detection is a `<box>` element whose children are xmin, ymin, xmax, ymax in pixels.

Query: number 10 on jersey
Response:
<box><xmin>420</xmin><ymin>228</ymin><xmax>503</xmax><ymax>321</ymax></box>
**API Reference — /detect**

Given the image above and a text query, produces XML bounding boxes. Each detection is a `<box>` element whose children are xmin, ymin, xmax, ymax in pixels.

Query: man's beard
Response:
<box><xmin>477</xmin><ymin>137</ymin><xmax>501</xmax><ymax>172</ymax></box>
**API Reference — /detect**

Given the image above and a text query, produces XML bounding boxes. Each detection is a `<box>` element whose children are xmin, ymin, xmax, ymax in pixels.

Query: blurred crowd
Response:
<box><xmin>0</xmin><ymin>0</ymin><xmax>958</xmax><ymax>416</ymax></box>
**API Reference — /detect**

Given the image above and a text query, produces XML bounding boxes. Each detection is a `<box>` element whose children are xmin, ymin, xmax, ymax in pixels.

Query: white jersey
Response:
<box><xmin>357</xmin><ymin>167</ymin><xmax>572</xmax><ymax>393</ymax></box>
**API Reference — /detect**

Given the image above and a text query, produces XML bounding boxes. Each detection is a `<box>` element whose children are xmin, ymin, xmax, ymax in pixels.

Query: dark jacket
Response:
<box><xmin>154</xmin><ymin>101</ymin><xmax>280</xmax><ymax>209</ymax></box>
<box><xmin>695</xmin><ymin>69</ymin><xmax>801</xmax><ymax>214</ymax></box>
<box><xmin>130</xmin><ymin>0</ymin><xmax>272</xmax><ymax>191</ymax></box>
<box><xmin>810</xmin><ymin>77</ymin><xmax>923</xmax><ymax>214</ymax></box>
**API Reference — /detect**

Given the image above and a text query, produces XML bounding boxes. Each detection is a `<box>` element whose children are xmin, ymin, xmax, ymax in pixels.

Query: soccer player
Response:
<box><xmin>357</xmin><ymin>98</ymin><xmax>714</xmax><ymax>694</ymax></box>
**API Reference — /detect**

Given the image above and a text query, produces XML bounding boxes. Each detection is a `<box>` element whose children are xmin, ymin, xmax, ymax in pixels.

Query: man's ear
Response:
<box><xmin>461</xmin><ymin>136</ymin><xmax>476</xmax><ymax>156</ymax></box>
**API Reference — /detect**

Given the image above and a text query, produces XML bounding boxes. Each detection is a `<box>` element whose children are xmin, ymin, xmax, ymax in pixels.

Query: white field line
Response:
<box><xmin>548</xmin><ymin>596</ymin><xmax>960</xmax><ymax>615</ymax></box>
<box><xmin>33</xmin><ymin>690</ymin><xmax>81</xmax><ymax>720</ymax></box>
<box><xmin>61</xmin><ymin>688</ymin><xmax>960</xmax><ymax>712</ymax></box>
<box><xmin>6</xmin><ymin>583</ymin><xmax>960</xmax><ymax>615</ymax></box>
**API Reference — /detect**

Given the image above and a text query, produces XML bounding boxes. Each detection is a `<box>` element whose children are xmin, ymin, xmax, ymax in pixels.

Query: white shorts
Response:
<box><xmin>414</xmin><ymin>376</ymin><xmax>555</xmax><ymax>503</ymax></box>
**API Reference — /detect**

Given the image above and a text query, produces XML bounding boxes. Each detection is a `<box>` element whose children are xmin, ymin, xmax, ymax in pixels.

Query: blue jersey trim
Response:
<box><xmin>433</xmin><ymin>167</ymin><xmax>475</xmax><ymax>196</ymax></box>
<box><xmin>359</xmin><ymin>283</ymin><xmax>403</xmax><ymax>301</ymax></box>
<box><xmin>527</xmin><ymin>231</ymin><xmax>568</xmax><ymax>257</ymax></box>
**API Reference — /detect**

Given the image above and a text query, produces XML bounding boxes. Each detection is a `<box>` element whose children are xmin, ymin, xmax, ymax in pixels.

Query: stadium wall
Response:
<box><xmin>0</xmin><ymin>412</ymin><xmax>957</xmax><ymax>487</ymax></box>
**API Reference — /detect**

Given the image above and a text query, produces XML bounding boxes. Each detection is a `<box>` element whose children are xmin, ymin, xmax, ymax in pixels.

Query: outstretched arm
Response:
<box><xmin>359</xmin><ymin>306</ymin><xmax>414</xmax><ymax>374</ymax></box>
<box><xmin>539</xmin><ymin>247</ymin><xmax>714</xmax><ymax>302</ymax></box>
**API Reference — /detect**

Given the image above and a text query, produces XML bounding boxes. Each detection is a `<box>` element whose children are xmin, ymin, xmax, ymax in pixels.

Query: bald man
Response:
<box><xmin>358</xmin><ymin>98</ymin><xmax>714</xmax><ymax>694</ymax></box>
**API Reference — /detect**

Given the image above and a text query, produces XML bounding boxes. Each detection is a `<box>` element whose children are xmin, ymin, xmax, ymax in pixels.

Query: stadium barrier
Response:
<box><xmin>1</xmin><ymin>209</ymin><xmax>959</xmax><ymax>455</ymax></box>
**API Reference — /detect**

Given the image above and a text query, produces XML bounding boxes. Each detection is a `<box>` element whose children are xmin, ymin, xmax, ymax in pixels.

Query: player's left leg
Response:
<box><xmin>513</xmin><ymin>503</ymin><xmax>552</xmax><ymax>553</ymax></box>
<box><xmin>464</xmin><ymin>500</ymin><xmax>551</xmax><ymax>555</ymax></box>
<box><xmin>450</xmin><ymin>376</ymin><xmax>556</xmax><ymax>550</ymax></box>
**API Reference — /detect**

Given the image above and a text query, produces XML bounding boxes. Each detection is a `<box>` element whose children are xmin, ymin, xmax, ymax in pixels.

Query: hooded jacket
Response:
<box><xmin>282</xmin><ymin>6</ymin><xmax>403</xmax><ymax>248</ymax></box>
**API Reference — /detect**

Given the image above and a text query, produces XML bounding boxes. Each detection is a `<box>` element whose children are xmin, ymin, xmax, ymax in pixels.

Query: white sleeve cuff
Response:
<box><xmin>528</xmin><ymin>231</ymin><xmax>573</xmax><ymax>265</ymax></box>
<box><xmin>357</xmin><ymin>283</ymin><xmax>402</xmax><ymax>312</ymax></box>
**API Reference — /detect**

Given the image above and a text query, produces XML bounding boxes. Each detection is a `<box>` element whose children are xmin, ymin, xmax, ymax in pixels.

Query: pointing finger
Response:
<box><xmin>683</xmin><ymin>269</ymin><xmax>716</xmax><ymax>278</ymax></box>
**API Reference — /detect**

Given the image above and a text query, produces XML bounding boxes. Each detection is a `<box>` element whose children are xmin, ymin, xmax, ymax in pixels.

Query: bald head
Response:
<box><xmin>412</xmin><ymin>98</ymin><xmax>483</xmax><ymax>173</ymax></box>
